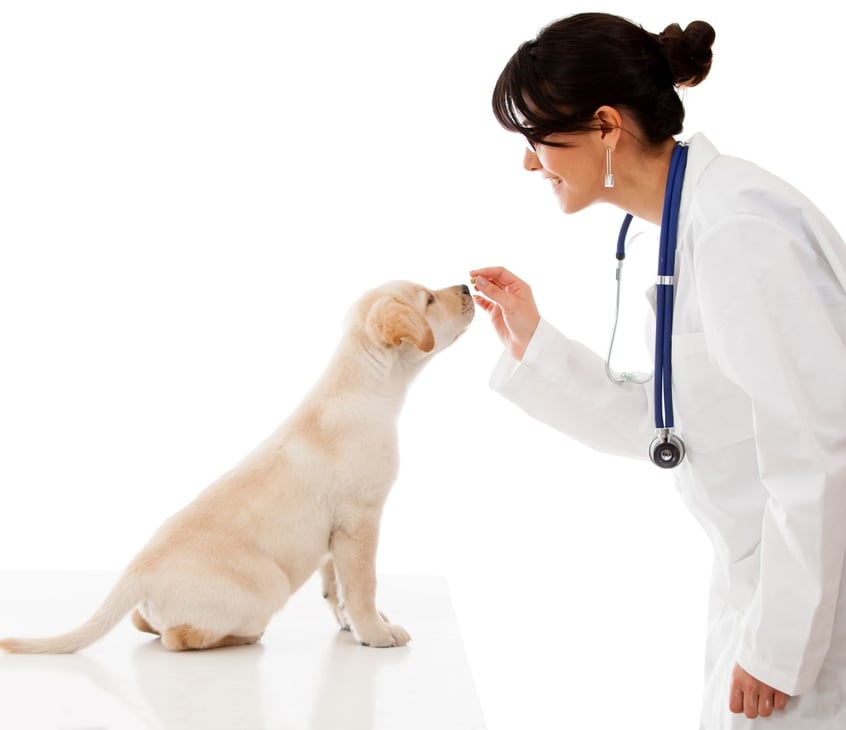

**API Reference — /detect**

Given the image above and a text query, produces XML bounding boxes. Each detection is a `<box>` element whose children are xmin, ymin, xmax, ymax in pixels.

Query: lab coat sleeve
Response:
<box><xmin>694</xmin><ymin>214</ymin><xmax>846</xmax><ymax>695</ymax></box>
<box><xmin>489</xmin><ymin>318</ymin><xmax>655</xmax><ymax>459</ymax></box>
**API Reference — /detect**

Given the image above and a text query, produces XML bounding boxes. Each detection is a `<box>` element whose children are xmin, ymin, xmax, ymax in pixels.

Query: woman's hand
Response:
<box><xmin>470</xmin><ymin>267</ymin><xmax>541</xmax><ymax>361</ymax></box>
<box><xmin>729</xmin><ymin>663</ymin><xmax>790</xmax><ymax>718</ymax></box>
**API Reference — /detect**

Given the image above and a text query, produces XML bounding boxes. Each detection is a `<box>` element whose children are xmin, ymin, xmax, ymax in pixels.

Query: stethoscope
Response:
<box><xmin>605</xmin><ymin>142</ymin><xmax>688</xmax><ymax>469</ymax></box>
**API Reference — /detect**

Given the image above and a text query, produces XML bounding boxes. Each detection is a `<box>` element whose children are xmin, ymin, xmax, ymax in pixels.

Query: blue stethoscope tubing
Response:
<box><xmin>656</xmin><ymin>143</ymin><xmax>687</xmax><ymax>432</ymax></box>
<box><xmin>615</xmin><ymin>142</ymin><xmax>689</xmax><ymax>468</ymax></box>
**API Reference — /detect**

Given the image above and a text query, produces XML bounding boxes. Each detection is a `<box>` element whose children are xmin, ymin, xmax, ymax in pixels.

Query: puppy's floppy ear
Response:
<box><xmin>365</xmin><ymin>296</ymin><xmax>435</xmax><ymax>353</ymax></box>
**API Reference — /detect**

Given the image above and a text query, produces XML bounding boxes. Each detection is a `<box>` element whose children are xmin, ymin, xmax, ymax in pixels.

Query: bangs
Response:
<box><xmin>491</xmin><ymin>39</ymin><xmax>598</xmax><ymax>148</ymax></box>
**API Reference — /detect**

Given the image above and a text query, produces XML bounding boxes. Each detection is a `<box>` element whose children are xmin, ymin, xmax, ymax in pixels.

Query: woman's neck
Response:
<box><xmin>612</xmin><ymin>138</ymin><xmax>679</xmax><ymax>226</ymax></box>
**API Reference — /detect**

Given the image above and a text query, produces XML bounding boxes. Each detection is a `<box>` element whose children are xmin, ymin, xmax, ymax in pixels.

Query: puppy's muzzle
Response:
<box><xmin>458</xmin><ymin>284</ymin><xmax>475</xmax><ymax>318</ymax></box>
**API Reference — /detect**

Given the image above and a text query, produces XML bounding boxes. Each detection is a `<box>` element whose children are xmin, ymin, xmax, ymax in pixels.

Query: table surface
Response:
<box><xmin>0</xmin><ymin>571</ymin><xmax>486</xmax><ymax>730</ymax></box>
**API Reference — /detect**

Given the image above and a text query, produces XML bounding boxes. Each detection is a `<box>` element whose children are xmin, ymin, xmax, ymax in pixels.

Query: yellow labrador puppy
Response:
<box><xmin>0</xmin><ymin>280</ymin><xmax>474</xmax><ymax>653</ymax></box>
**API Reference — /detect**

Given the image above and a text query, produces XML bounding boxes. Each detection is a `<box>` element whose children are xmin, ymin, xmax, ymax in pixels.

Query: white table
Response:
<box><xmin>0</xmin><ymin>571</ymin><xmax>486</xmax><ymax>730</ymax></box>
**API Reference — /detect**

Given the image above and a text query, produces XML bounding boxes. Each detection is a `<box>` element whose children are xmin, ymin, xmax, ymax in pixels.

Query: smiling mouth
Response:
<box><xmin>549</xmin><ymin>177</ymin><xmax>562</xmax><ymax>191</ymax></box>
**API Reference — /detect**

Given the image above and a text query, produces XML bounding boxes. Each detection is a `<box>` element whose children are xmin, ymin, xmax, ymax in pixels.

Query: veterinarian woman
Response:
<box><xmin>471</xmin><ymin>12</ymin><xmax>846</xmax><ymax>729</ymax></box>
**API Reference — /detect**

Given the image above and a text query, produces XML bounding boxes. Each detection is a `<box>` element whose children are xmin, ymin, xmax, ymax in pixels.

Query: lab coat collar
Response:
<box><xmin>644</xmin><ymin>132</ymin><xmax>718</xmax><ymax>312</ymax></box>
<box><xmin>676</xmin><ymin>132</ymin><xmax>719</xmax><ymax>251</ymax></box>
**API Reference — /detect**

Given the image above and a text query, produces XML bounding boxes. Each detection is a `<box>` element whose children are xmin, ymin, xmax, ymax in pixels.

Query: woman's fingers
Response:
<box><xmin>470</xmin><ymin>266</ymin><xmax>540</xmax><ymax>361</ymax></box>
<box><xmin>473</xmin><ymin>295</ymin><xmax>496</xmax><ymax>314</ymax></box>
<box><xmin>471</xmin><ymin>267</ymin><xmax>534</xmax><ymax>313</ymax></box>
<box><xmin>470</xmin><ymin>266</ymin><xmax>526</xmax><ymax>290</ymax></box>
<box><xmin>743</xmin><ymin>685</ymin><xmax>759</xmax><ymax>718</ymax></box>
<box><xmin>472</xmin><ymin>275</ymin><xmax>511</xmax><ymax>307</ymax></box>
<box><xmin>729</xmin><ymin>663</ymin><xmax>790</xmax><ymax>719</ymax></box>
<box><xmin>729</xmin><ymin>683</ymin><xmax>744</xmax><ymax>715</ymax></box>
<box><xmin>758</xmin><ymin>692</ymin><xmax>774</xmax><ymax>718</ymax></box>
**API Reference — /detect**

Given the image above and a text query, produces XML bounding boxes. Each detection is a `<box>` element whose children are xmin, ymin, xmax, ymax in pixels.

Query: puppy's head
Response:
<box><xmin>350</xmin><ymin>281</ymin><xmax>475</xmax><ymax>361</ymax></box>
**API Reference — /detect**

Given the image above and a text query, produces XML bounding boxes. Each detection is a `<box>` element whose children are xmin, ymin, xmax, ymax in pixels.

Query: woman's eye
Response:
<box><xmin>426</xmin><ymin>293</ymin><xmax>435</xmax><ymax>306</ymax></box>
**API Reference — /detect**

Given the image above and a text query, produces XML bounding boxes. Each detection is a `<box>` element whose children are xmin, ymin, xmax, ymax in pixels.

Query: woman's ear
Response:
<box><xmin>594</xmin><ymin>105</ymin><xmax>623</xmax><ymax>148</ymax></box>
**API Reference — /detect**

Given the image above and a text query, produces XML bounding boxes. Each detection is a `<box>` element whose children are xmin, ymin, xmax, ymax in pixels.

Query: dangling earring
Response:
<box><xmin>604</xmin><ymin>146</ymin><xmax>615</xmax><ymax>188</ymax></box>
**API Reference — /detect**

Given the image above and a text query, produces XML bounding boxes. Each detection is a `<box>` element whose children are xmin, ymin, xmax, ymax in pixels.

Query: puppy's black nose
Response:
<box><xmin>460</xmin><ymin>284</ymin><xmax>470</xmax><ymax>296</ymax></box>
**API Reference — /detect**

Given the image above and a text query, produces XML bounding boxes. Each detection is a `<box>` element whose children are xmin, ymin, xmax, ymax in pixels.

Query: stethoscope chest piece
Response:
<box><xmin>649</xmin><ymin>429</ymin><xmax>685</xmax><ymax>469</ymax></box>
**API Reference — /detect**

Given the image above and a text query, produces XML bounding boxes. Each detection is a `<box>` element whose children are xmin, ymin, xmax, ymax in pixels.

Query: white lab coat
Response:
<box><xmin>490</xmin><ymin>133</ymin><xmax>846</xmax><ymax>728</ymax></box>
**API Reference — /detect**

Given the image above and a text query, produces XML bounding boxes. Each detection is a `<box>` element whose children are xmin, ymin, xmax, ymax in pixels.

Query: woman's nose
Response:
<box><xmin>523</xmin><ymin>147</ymin><xmax>541</xmax><ymax>172</ymax></box>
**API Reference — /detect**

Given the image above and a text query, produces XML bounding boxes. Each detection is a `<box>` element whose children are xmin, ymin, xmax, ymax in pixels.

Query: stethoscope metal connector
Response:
<box><xmin>649</xmin><ymin>429</ymin><xmax>685</xmax><ymax>469</ymax></box>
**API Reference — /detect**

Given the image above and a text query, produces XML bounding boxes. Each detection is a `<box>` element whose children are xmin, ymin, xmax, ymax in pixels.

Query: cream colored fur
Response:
<box><xmin>0</xmin><ymin>280</ymin><xmax>474</xmax><ymax>653</ymax></box>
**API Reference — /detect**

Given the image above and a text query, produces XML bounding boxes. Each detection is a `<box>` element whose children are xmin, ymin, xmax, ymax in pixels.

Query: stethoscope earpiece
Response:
<box><xmin>649</xmin><ymin>431</ymin><xmax>685</xmax><ymax>469</ymax></box>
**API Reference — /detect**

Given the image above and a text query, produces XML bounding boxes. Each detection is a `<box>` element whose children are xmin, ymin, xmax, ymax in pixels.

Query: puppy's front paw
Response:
<box><xmin>359</xmin><ymin>623</ymin><xmax>411</xmax><ymax>648</ymax></box>
<box><xmin>333</xmin><ymin>601</ymin><xmax>352</xmax><ymax>632</ymax></box>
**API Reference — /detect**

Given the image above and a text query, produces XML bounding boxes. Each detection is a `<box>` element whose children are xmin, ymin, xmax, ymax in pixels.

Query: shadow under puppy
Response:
<box><xmin>0</xmin><ymin>280</ymin><xmax>475</xmax><ymax>653</ymax></box>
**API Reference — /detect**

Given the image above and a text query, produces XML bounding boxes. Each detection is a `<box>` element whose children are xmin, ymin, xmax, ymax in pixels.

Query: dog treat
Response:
<box><xmin>470</xmin><ymin>277</ymin><xmax>477</xmax><ymax>286</ymax></box>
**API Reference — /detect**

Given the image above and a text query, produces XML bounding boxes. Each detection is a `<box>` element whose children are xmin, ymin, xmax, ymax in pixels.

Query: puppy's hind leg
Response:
<box><xmin>160</xmin><ymin>626</ymin><xmax>263</xmax><ymax>651</ymax></box>
<box><xmin>131</xmin><ymin>609</ymin><xmax>159</xmax><ymax>636</ymax></box>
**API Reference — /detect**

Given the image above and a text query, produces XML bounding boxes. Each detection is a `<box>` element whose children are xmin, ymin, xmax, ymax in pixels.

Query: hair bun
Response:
<box><xmin>658</xmin><ymin>20</ymin><xmax>715</xmax><ymax>87</ymax></box>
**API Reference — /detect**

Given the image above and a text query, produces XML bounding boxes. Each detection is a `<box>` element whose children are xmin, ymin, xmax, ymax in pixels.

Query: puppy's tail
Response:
<box><xmin>0</xmin><ymin>570</ymin><xmax>145</xmax><ymax>654</ymax></box>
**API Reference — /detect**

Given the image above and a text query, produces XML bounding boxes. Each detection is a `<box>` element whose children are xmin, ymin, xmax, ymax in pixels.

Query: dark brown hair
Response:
<box><xmin>492</xmin><ymin>13</ymin><xmax>716</xmax><ymax>147</ymax></box>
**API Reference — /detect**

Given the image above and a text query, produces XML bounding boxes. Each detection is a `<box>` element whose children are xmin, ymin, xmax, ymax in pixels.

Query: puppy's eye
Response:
<box><xmin>426</xmin><ymin>293</ymin><xmax>435</xmax><ymax>307</ymax></box>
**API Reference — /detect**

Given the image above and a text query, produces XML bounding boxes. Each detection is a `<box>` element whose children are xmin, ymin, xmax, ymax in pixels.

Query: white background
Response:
<box><xmin>1</xmin><ymin>2</ymin><xmax>842</xmax><ymax>728</ymax></box>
